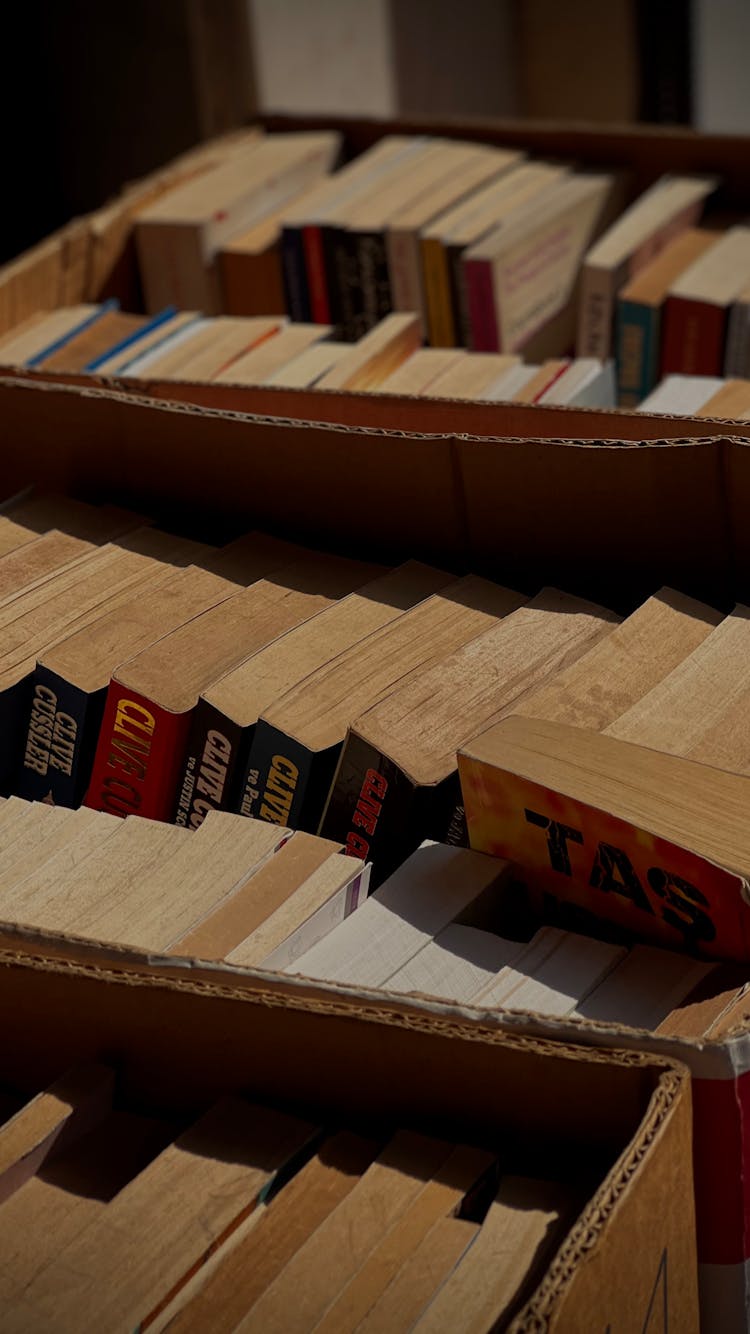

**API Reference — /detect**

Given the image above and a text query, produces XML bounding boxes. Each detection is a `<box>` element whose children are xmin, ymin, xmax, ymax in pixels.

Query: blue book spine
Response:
<box><xmin>84</xmin><ymin>306</ymin><xmax>177</xmax><ymax>372</ymax></box>
<box><xmin>616</xmin><ymin>299</ymin><xmax>660</xmax><ymax>408</ymax></box>
<box><xmin>25</xmin><ymin>299</ymin><xmax>119</xmax><ymax>368</ymax></box>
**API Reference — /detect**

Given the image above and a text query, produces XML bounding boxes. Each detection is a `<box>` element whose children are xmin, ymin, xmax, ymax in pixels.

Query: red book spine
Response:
<box><xmin>463</xmin><ymin>257</ymin><xmax>499</xmax><ymax>352</ymax></box>
<box><xmin>84</xmin><ymin>683</ymin><xmax>191</xmax><ymax>822</ymax></box>
<box><xmin>303</xmin><ymin>225</ymin><xmax>331</xmax><ymax>325</ymax></box>
<box><xmin>661</xmin><ymin>296</ymin><xmax>727</xmax><ymax>376</ymax></box>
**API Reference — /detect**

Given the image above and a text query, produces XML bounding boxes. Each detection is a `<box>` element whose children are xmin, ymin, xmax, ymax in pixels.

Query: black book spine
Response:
<box><xmin>172</xmin><ymin>698</ymin><xmax>244</xmax><ymax>828</ymax></box>
<box><xmin>450</xmin><ymin>244</ymin><xmax>471</xmax><ymax>348</ymax></box>
<box><xmin>424</xmin><ymin>769</ymin><xmax>469</xmax><ymax>847</ymax></box>
<box><xmin>0</xmin><ymin>676</ymin><xmax>35</xmax><ymax>798</ymax></box>
<box><xmin>320</xmin><ymin>734</ymin><xmax>428</xmax><ymax>889</ymax></box>
<box><xmin>331</xmin><ymin>226</ymin><xmax>363</xmax><ymax>342</ymax></box>
<box><xmin>280</xmin><ymin>225</ymin><xmax>312</xmax><ymax>322</ymax></box>
<box><xmin>355</xmin><ymin>230</ymin><xmax>392</xmax><ymax>339</ymax></box>
<box><xmin>16</xmin><ymin>667</ymin><xmax>106</xmax><ymax>807</ymax></box>
<box><xmin>239</xmin><ymin>720</ymin><xmax>341</xmax><ymax>834</ymax></box>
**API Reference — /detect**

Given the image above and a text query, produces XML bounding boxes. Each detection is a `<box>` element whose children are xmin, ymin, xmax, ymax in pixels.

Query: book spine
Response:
<box><xmin>577</xmin><ymin>263</ymin><xmax>613</xmax><ymax>359</ymax></box>
<box><xmin>615</xmin><ymin>299</ymin><xmax>660</xmax><ymax>408</ymax></box>
<box><xmin>303</xmin><ymin>224</ymin><xmax>332</xmax><ymax>325</ymax></box>
<box><xmin>0</xmin><ymin>677</ymin><xmax>34</xmax><ymax>797</ymax></box>
<box><xmin>280</xmin><ymin>226</ymin><xmax>311</xmax><ymax>322</ymax></box>
<box><xmin>320</xmin><ymin>733</ymin><xmax>425</xmax><ymax>889</ymax></box>
<box><xmin>172</xmin><ymin>699</ymin><xmax>244</xmax><ymax>829</ymax></box>
<box><xmin>463</xmin><ymin>256</ymin><xmax>499</xmax><ymax>352</ymax></box>
<box><xmin>16</xmin><ymin>668</ymin><xmax>106</xmax><ymax>808</ymax></box>
<box><xmin>451</xmin><ymin>245</ymin><xmax>473</xmax><ymax>348</ymax></box>
<box><xmin>84</xmin><ymin>684</ymin><xmax>191</xmax><ymax>821</ymax></box>
<box><xmin>724</xmin><ymin>301</ymin><xmax>750</xmax><ymax>378</ymax></box>
<box><xmin>388</xmin><ymin>229</ymin><xmax>423</xmax><ymax>329</ymax></box>
<box><xmin>330</xmin><ymin>226</ymin><xmax>362</xmax><ymax>342</ymax></box>
<box><xmin>661</xmin><ymin>297</ymin><xmax>726</xmax><ymax>376</ymax></box>
<box><xmin>356</xmin><ymin>230</ymin><xmax>392</xmax><ymax>338</ymax></box>
<box><xmin>238</xmin><ymin>721</ymin><xmax>341</xmax><ymax>834</ymax></box>
<box><xmin>422</xmin><ymin>238</ymin><xmax>456</xmax><ymax>347</ymax></box>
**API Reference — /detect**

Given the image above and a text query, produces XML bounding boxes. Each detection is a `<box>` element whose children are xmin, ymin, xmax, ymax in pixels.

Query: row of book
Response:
<box><xmin>0</xmin><ymin>1058</ymin><xmax>578</xmax><ymax>1333</ymax></box>
<box><xmin>128</xmin><ymin>125</ymin><xmax>750</xmax><ymax>406</ymax></box>
<box><xmin>0</xmin><ymin>302</ymin><xmax>616</xmax><ymax>407</ymax></box>
<box><xmin>4</xmin><ymin>491</ymin><xmax>750</xmax><ymax>899</ymax></box>
<box><xmin>637</xmin><ymin>372</ymin><xmax>750</xmax><ymax>418</ymax></box>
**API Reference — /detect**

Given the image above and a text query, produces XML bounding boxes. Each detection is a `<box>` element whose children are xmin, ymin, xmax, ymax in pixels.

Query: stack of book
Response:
<box><xmin>0</xmin><ymin>1062</ymin><xmax>582</xmax><ymax>1332</ymax></box>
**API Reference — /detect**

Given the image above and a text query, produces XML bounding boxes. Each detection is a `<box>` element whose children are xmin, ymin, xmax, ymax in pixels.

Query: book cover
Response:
<box><xmin>85</xmin><ymin>685</ymin><xmax>191</xmax><ymax>821</ymax></box>
<box><xmin>280</xmin><ymin>225</ymin><xmax>312</xmax><ymax>322</ymax></box>
<box><xmin>173</xmin><ymin>698</ymin><xmax>244</xmax><ymax>829</ymax></box>
<box><xmin>661</xmin><ymin>297</ymin><xmax>727</xmax><ymax>376</ymax></box>
<box><xmin>238</xmin><ymin>721</ymin><xmax>341</xmax><ymax>834</ymax></box>
<box><xmin>303</xmin><ymin>224</ymin><xmax>332</xmax><ymax>325</ymax></box>
<box><xmin>464</xmin><ymin>257</ymin><xmax>500</xmax><ymax>351</ymax></box>
<box><xmin>16</xmin><ymin>668</ymin><xmax>107</xmax><ymax>808</ymax></box>
<box><xmin>459</xmin><ymin>751</ymin><xmax>750</xmax><ymax>962</ymax></box>
<box><xmin>615</xmin><ymin>299</ymin><xmax>661</xmax><ymax>406</ymax></box>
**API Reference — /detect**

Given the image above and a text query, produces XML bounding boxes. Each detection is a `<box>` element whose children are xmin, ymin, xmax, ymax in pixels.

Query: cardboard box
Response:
<box><xmin>0</xmin><ymin>935</ymin><xmax>698</xmax><ymax>1332</ymax></box>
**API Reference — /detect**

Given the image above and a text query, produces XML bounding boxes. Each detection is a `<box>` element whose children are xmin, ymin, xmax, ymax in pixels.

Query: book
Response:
<box><xmin>10</xmin><ymin>1098</ymin><xmax>315</xmax><ymax>1331</ymax></box>
<box><xmin>315</xmin><ymin>313</ymin><xmax>422</xmax><ymax>391</ymax></box>
<box><xmin>246</xmin><ymin>574</ymin><xmax>524</xmax><ymax>835</ymax></box>
<box><xmin>384</xmin><ymin>922</ymin><xmax>528</xmax><ymax>1002</ymax></box>
<box><xmin>512</xmin><ymin>358</ymin><xmax>570</xmax><ymax>402</ymax></box>
<box><xmin>482</xmin><ymin>362</ymin><xmax>542</xmax><ymax>401</ymax></box>
<box><xmin>16</xmin><ymin>565</ymin><xmax>251</xmax><ymax>808</ymax></box>
<box><xmin>85</xmin><ymin>567</ymin><xmax>356</xmax><ymax>824</ymax></box>
<box><xmin>4</xmin><ymin>493</ymin><xmax>143</xmax><ymax>545</ymax></box>
<box><xmin>661</xmin><ymin>226</ymin><xmax>750</xmax><ymax>375</ymax></box>
<box><xmin>420</xmin><ymin>352</ymin><xmax>520</xmax><ymax>400</ymax></box>
<box><xmin>91</xmin><ymin>310</ymin><xmax>199</xmax><ymax>376</ymax></box>
<box><xmin>387</xmin><ymin>143</ymin><xmax>523</xmax><ymax>333</ymax></box>
<box><xmin>464</xmin><ymin>171</ymin><xmax>615</xmax><ymax>354</ymax></box>
<box><xmin>223</xmin><ymin>848</ymin><xmax>371</xmax><ymax>972</ymax></box>
<box><xmin>471</xmin><ymin>927</ymin><xmax>626</xmax><ymax>1014</ymax></box>
<box><xmin>695</xmin><ymin>379</ymin><xmax>750</xmax><ymax>419</ymax></box>
<box><xmin>574</xmin><ymin>944</ymin><xmax>716</xmax><ymax>1029</ymax></box>
<box><xmin>0</xmin><ymin>305</ymin><xmax>100</xmax><ymax>367</ymax></box>
<box><xmin>322</xmin><ymin>589</ymin><xmax>617</xmax><ymax>885</ymax></box>
<box><xmin>536</xmin><ymin>357</ymin><xmax>616</xmax><ymax>407</ymax></box>
<box><xmin>724</xmin><ymin>283</ymin><xmax>750</xmax><ymax>377</ymax></box>
<box><xmin>148</xmin><ymin>316</ymin><xmax>284</xmax><ymax>383</ymax></box>
<box><xmin>615</xmin><ymin>227</ymin><xmax>719</xmax><ymax>405</ymax></box>
<box><xmin>577</xmin><ymin>173</ymin><xmax>717</xmax><ymax>359</ymax></box>
<box><xmin>411</xmin><ymin>1174</ymin><xmax>575</xmax><ymax>1333</ymax></box>
<box><xmin>174</xmin><ymin>552</ymin><xmax>384</xmax><ymax>829</ymax></box>
<box><xmin>161</xmin><ymin>1133</ymin><xmax>380</xmax><ymax>1334</ymax></box>
<box><xmin>421</xmin><ymin>162</ymin><xmax>568</xmax><ymax>347</ymax></box>
<box><xmin>36</xmin><ymin>309</ymin><xmax>149</xmax><ymax>374</ymax></box>
<box><xmin>637</xmin><ymin>374</ymin><xmax>725</xmax><ymax>415</ymax></box>
<box><xmin>136</xmin><ymin>131</ymin><xmax>342</xmax><ymax>312</ymax></box>
<box><xmin>119</xmin><ymin>317</ymin><xmax>212</xmax><ymax>379</ymax></box>
<box><xmin>212</xmin><ymin>323</ymin><xmax>329</xmax><ymax>385</ymax></box>
<box><xmin>373</xmin><ymin>349</ymin><xmax>467</xmax><ymax>396</ymax></box>
<box><xmin>264</xmin><ymin>340</ymin><xmax>350</xmax><ymax>388</ymax></box>
<box><xmin>354</xmin><ymin>1215</ymin><xmax>479</xmax><ymax>1334</ymax></box>
<box><xmin>218</xmin><ymin>193</ymin><xmax>315</xmax><ymax>318</ymax></box>
<box><xmin>459</xmin><ymin>715</ymin><xmax>750</xmax><ymax>961</ymax></box>
<box><xmin>285</xmin><ymin>841</ymin><xmax>514</xmax><ymax>987</ymax></box>
<box><xmin>279</xmin><ymin>137</ymin><xmax>423</xmax><ymax>324</ymax></box>
<box><xmin>231</xmin><ymin>1131</ymin><xmax>489</xmax><ymax>1334</ymax></box>
<box><xmin>168</xmin><ymin>829</ymin><xmax>344</xmax><ymax>959</ymax></box>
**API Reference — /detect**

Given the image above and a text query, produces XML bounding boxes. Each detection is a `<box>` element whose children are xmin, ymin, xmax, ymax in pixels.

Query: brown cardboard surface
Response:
<box><xmin>0</xmin><ymin>948</ymin><xmax>698</xmax><ymax>1332</ymax></box>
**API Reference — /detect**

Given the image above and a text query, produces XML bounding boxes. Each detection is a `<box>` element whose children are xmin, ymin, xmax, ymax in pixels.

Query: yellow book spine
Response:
<box><xmin>421</xmin><ymin>238</ymin><xmax>456</xmax><ymax>348</ymax></box>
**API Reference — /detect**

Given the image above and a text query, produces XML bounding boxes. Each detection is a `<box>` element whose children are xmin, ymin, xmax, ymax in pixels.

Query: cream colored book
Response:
<box><xmin>0</xmin><ymin>807</ymin><xmax>104</xmax><ymax>900</ymax></box>
<box><xmin>0</xmin><ymin>305</ymin><xmax>99</xmax><ymax>367</ymax></box>
<box><xmin>412</xmin><ymin>1175</ymin><xmax>574</xmax><ymax>1334</ymax></box>
<box><xmin>93</xmin><ymin>311</ymin><xmax>200</xmax><ymax>376</ymax></box>
<box><xmin>537</xmin><ymin>357</ymin><xmax>616</xmax><ymax>408</ymax></box>
<box><xmin>512</xmin><ymin>358</ymin><xmax>569</xmax><ymax>402</ymax></box>
<box><xmin>264</xmin><ymin>340</ymin><xmax>350</xmax><ymax>387</ymax></box>
<box><xmin>373</xmin><ymin>348</ymin><xmax>466</xmax><ymax>395</ymax></box>
<box><xmin>574</xmin><ymin>944</ymin><xmax>716</xmax><ymax>1029</ymax></box>
<box><xmin>10</xmin><ymin>1099</ymin><xmax>315</xmax><ymax>1332</ymax></box>
<box><xmin>0</xmin><ymin>809</ymin><xmax>120</xmax><ymax>930</ymax></box>
<box><xmin>168</xmin><ymin>829</ymin><xmax>342</xmax><ymax>960</ymax></box>
<box><xmin>472</xmin><ymin>929</ymin><xmax>626</xmax><ymax>1015</ymax></box>
<box><xmin>213</xmin><ymin>324</ymin><xmax>330</xmax><ymax>384</ymax></box>
<box><xmin>285</xmin><ymin>842</ymin><xmax>513</xmax><ymax>987</ymax></box>
<box><xmin>696</xmin><ymin>378</ymin><xmax>750</xmax><ymax>419</ymax></box>
<box><xmin>482</xmin><ymin>362</ymin><xmax>540</xmax><ymax>401</ymax></box>
<box><xmin>122</xmin><ymin>318</ymin><xmax>213</xmax><ymax>377</ymax></box>
<box><xmin>316</xmin><ymin>314</ymin><xmax>422</xmax><ymax>391</ymax></box>
<box><xmin>384</xmin><ymin>923</ymin><xmax>527</xmax><ymax>1002</ymax></box>
<box><xmin>637</xmin><ymin>374</ymin><xmax>724</xmax><ymax>415</ymax></box>
<box><xmin>422</xmin><ymin>352</ymin><xmax>520</xmax><ymax>399</ymax></box>
<box><xmin>226</xmin><ymin>851</ymin><xmax>370</xmax><ymax>972</ymax></box>
<box><xmin>156</xmin><ymin>317</ymin><xmax>284</xmax><ymax>382</ymax></box>
<box><xmin>578</xmin><ymin>173</ymin><xmax>717</xmax><ymax>357</ymax></box>
<box><xmin>513</xmin><ymin>587</ymin><xmax>722</xmax><ymax>733</ymax></box>
<box><xmin>606</xmin><ymin>604</ymin><xmax>750</xmax><ymax>769</ymax></box>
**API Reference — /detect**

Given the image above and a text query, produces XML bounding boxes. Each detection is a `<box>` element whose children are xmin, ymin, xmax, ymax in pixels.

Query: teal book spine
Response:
<box><xmin>616</xmin><ymin>299</ymin><xmax>660</xmax><ymax>408</ymax></box>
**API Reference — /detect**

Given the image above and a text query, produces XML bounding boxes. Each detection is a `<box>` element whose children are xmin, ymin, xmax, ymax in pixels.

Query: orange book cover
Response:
<box><xmin>84</xmin><ymin>683</ymin><xmax>192</xmax><ymax>822</ymax></box>
<box><xmin>459</xmin><ymin>753</ymin><xmax>750</xmax><ymax>963</ymax></box>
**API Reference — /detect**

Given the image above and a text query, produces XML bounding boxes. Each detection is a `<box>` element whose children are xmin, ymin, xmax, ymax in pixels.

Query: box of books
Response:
<box><xmin>0</xmin><ymin>896</ymin><xmax>698</xmax><ymax>1332</ymax></box>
